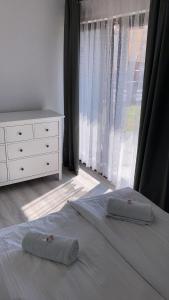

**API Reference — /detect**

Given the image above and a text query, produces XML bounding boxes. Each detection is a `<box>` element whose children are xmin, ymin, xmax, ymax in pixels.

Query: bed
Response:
<box><xmin>0</xmin><ymin>188</ymin><xmax>168</xmax><ymax>300</ymax></box>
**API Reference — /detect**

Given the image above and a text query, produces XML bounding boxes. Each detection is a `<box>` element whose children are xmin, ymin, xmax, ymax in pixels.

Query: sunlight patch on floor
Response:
<box><xmin>21</xmin><ymin>167</ymin><xmax>111</xmax><ymax>221</ymax></box>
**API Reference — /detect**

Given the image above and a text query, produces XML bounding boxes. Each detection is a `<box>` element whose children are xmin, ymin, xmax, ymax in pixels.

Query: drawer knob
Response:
<box><xmin>46</xmin><ymin>145</ymin><xmax>50</xmax><ymax>148</ymax></box>
<box><xmin>18</xmin><ymin>132</ymin><xmax>22</xmax><ymax>136</ymax></box>
<box><xmin>46</xmin><ymin>162</ymin><xmax>50</xmax><ymax>166</ymax></box>
<box><xmin>20</xmin><ymin>167</ymin><xmax>24</xmax><ymax>171</ymax></box>
<box><xmin>19</xmin><ymin>149</ymin><xmax>23</xmax><ymax>152</ymax></box>
<box><xmin>45</xmin><ymin>128</ymin><xmax>49</xmax><ymax>132</ymax></box>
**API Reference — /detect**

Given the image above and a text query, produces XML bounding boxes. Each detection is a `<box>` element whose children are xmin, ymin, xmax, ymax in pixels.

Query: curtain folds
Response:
<box><xmin>63</xmin><ymin>0</ymin><xmax>80</xmax><ymax>174</ymax></box>
<box><xmin>79</xmin><ymin>12</ymin><xmax>148</xmax><ymax>188</ymax></box>
<box><xmin>134</xmin><ymin>0</ymin><xmax>169</xmax><ymax>212</ymax></box>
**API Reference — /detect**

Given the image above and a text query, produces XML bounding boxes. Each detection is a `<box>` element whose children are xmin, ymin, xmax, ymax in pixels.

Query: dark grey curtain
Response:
<box><xmin>63</xmin><ymin>0</ymin><xmax>80</xmax><ymax>174</ymax></box>
<box><xmin>134</xmin><ymin>0</ymin><xmax>169</xmax><ymax>212</ymax></box>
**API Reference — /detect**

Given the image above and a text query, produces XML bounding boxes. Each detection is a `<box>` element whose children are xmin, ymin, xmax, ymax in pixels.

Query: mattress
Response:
<box><xmin>0</xmin><ymin>188</ymin><xmax>167</xmax><ymax>300</ymax></box>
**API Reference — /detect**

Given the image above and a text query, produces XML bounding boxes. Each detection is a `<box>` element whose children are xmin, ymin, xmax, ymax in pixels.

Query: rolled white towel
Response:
<box><xmin>22</xmin><ymin>232</ymin><xmax>79</xmax><ymax>266</ymax></box>
<box><xmin>107</xmin><ymin>198</ymin><xmax>154</xmax><ymax>225</ymax></box>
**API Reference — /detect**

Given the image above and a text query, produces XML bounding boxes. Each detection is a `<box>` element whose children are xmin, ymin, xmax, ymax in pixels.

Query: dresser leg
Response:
<box><xmin>59</xmin><ymin>172</ymin><xmax>62</xmax><ymax>181</ymax></box>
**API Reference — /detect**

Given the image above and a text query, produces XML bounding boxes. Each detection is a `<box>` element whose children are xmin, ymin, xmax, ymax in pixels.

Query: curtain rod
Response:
<box><xmin>80</xmin><ymin>9</ymin><xmax>149</xmax><ymax>25</ymax></box>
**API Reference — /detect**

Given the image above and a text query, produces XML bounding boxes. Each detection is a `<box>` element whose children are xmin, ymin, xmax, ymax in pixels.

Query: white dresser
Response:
<box><xmin>0</xmin><ymin>110</ymin><xmax>64</xmax><ymax>187</ymax></box>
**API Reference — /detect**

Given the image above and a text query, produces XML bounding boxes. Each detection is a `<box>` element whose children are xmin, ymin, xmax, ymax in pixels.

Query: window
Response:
<box><xmin>79</xmin><ymin>12</ymin><xmax>149</xmax><ymax>188</ymax></box>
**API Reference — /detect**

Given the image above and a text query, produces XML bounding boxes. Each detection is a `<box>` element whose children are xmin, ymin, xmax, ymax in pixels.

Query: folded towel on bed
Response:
<box><xmin>107</xmin><ymin>197</ymin><xmax>153</xmax><ymax>225</ymax></box>
<box><xmin>22</xmin><ymin>232</ymin><xmax>79</xmax><ymax>266</ymax></box>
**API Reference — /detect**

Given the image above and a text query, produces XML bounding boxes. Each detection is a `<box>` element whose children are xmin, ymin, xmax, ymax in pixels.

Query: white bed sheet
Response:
<box><xmin>70</xmin><ymin>188</ymin><xmax>169</xmax><ymax>300</ymax></box>
<box><xmin>0</xmin><ymin>201</ymin><xmax>163</xmax><ymax>300</ymax></box>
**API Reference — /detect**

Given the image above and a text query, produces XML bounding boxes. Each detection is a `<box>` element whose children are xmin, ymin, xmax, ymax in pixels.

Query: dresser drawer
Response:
<box><xmin>34</xmin><ymin>122</ymin><xmax>59</xmax><ymax>139</ymax></box>
<box><xmin>7</xmin><ymin>137</ymin><xmax>59</xmax><ymax>160</ymax></box>
<box><xmin>8</xmin><ymin>153</ymin><xmax>59</xmax><ymax>180</ymax></box>
<box><xmin>0</xmin><ymin>163</ymin><xmax>7</xmax><ymax>182</ymax></box>
<box><xmin>6</xmin><ymin>125</ymin><xmax>33</xmax><ymax>143</ymax></box>
<box><xmin>0</xmin><ymin>145</ymin><xmax>6</xmax><ymax>162</ymax></box>
<box><xmin>0</xmin><ymin>128</ymin><xmax>4</xmax><ymax>143</ymax></box>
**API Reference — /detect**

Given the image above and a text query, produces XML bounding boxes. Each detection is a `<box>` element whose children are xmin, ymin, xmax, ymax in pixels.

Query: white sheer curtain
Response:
<box><xmin>79</xmin><ymin>12</ymin><xmax>149</xmax><ymax>188</ymax></box>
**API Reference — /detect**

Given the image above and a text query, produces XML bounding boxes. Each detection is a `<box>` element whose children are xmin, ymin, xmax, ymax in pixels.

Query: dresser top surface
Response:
<box><xmin>0</xmin><ymin>110</ymin><xmax>64</xmax><ymax>123</ymax></box>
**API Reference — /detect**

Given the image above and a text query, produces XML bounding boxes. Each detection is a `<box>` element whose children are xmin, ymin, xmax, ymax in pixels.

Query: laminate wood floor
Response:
<box><xmin>0</xmin><ymin>166</ymin><xmax>114</xmax><ymax>230</ymax></box>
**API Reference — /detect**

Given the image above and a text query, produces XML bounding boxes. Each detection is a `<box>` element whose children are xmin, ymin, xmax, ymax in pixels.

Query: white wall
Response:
<box><xmin>81</xmin><ymin>0</ymin><xmax>150</xmax><ymax>21</ymax></box>
<box><xmin>0</xmin><ymin>0</ymin><xmax>64</xmax><ymax>114</ymax></box>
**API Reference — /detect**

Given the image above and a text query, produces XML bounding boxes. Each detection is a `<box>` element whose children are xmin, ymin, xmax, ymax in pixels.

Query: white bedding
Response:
<box><xmin>70</xmin><ymin>188</ymin><xmax>169</xmax><ymax>300</ymax></box>
<box><xmin>0</xmin><ymin>189</ymin><xmax>167</xmax><ymax>300</ymax></box>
